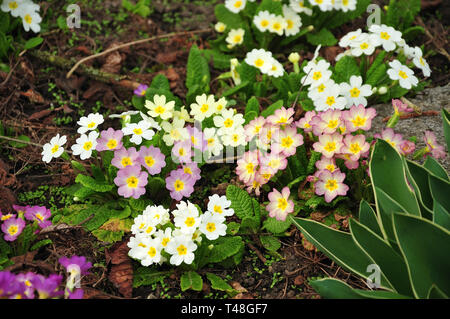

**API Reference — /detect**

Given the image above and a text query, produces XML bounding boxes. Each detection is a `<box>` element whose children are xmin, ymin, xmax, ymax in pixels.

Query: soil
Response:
<box><xmin>0</xmin><ymin>0</ymin><xmax>448</xmax><ymax>300</ymax></box>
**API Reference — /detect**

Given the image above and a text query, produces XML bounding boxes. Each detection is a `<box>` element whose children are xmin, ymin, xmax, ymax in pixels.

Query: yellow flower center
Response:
<box><xmin>224</xmin><ymin>118</ymin><xmax>234</xmax><ymax>128</ymax></box>
<box><xmin>126</xmin><ymin>176</ymin><xmax>138</xmax><ymax>188</ymax></box>
<box><xmin>281</xmin><ymin>136</ymin><xmax>294</xmax><ymax>149</ymax></box>
<box><xmin>286</xmin><ymin>19</ymin><xmax>294</xmax><ymax>30</ymax></box>
<box><xmin>351</xmin><ymin>116</ymin><xmax>366</xmax><ymax>128</ymax></box>
<box><xmin>342</xmin><ymin>0</ymin><xmax>349</xmax><ymax>5</ymax></box>
<box><xmin>326</xmin><ymin>96</ymin><xmax>336</xmax><ymax>106</ymax></box>
<box><xmin>106</xmin><ymin>139</ymin><xmax>117</xmax><ymax>150</ymax></box>
<box><xmin>317</xmin><ymin>83</ymin><xmax>326</xmax><ymax>92</ymax></box>
<box><xmin>162</xmin><ymin>238</ymin><xmax>170</xmax><ymax>247</ymax></box>
<box><xmin>177</xmin><ymin>244</ymin><xmax>187</xmax><ymax>255</ymax></box>
<box><xmin>133</xmin><ymin>128</ymin><xmax>143</xmax><ymax>135</ymax></box>
<box><xmin>174</xmin><ymin>180</ymin><xmax>185</xmax><ymax>192</ymax></box>
<box><xmin>261</xmin><ymin>20</ymin><xmax>269</xmax><ymax>28</ymax></box>
<box><xmin>327</xmin><ymin>119</ymin><xmax>339</xmax><ymax>129</ymax></box>
<box><xmin>146</xmin><ymin>226</ymin><xmax>153</xmax><ymax>234</ymax></box>
<box><xmin>214</xmin><ymin>205</ymin><xmax>223</xmax><ymax>214</ymax></box>
<box><xmin>349</xmin><ymin>143</ymin><xmax>362</xmax><ymax>154</ymax></box>
<box><xmin>207</xmin><ymin>138</ymin><xmax>215</xmax><ymax>146</ymax></box>
<box><xmin>36</xmin><ymin>213</ymin><xmax>44</xmax><ymax>221</ymax></box>
<box><xmin>233</xmin><ymin>35</ymin><xmax>242</xmax><ymax>43</ymax></box>
<box><xmin>273</xmin><ymin>22</ymin><xmax>282</xmax><ymax>31</ymax></box>
<box><xmin>83</xmin><ymin>141</ymin><xmax>93</xmax><ymax>151</ymax></box>
<box><xmin>277</xmin><ymin>198</ymin><xmax>288</xmax><ymax>211</ymax></box>
<box><xmin>312</xmin><ymin>71</ymin><xmax>322</xmax><ymax>81</ymax></box>
<box><xmin>9</xmin><ymin>1</ymin><xmax>18</xmax><ymax>9</ymax></box>
<box><xmin>325</xmin><ymin>179</ymin><xmax>338</xmax><ymax>191</ymax></box>
<box><xmin>206</xmin><ymin>222</ymin><xmax>216</xmax><ymax>233</ymax></box>
<box><xmin>246</xmin><ymin>163</ymin><xmax>255</xmax><ymax>174</ymax></box>
<box><xmin>51</xmin><ymin>144</ymin><xmax>59</xmax><ymax>154</ymax></box>
<box><xmin>232</xmin><ymin>134</ymin><xmax>239</xmax><ymax>142</ymax></box>
<box><xmin>398</xmin><ymin>71</ymin><xmax>408</xmax><ymax>79</ymax></box>
<box><xmin>184</xmin><ymin>167</ymin><xmax>192</xmax><ymax>175</ymax></box>
<box><xmin>380</xmin><ymin>31</ymin><xmax>390</xmax><ymax>40</ymax></box>
<box><xmin>326</xmin><ymin>164</ymin><xmax>336</xmax><ymax>172</ymax></box>
<box><xmin>324</xmin><ymin>142</ymin><xmax>336</xmax><ymax>152</ymax></box>
<box><xmin>145</xmin><ymin>156</ymin><xmax>155</xmax><ymax>167</ymax></box>
<box><xmin>185</xmin><ymin>217</ymin><xmax>195</xmax><ymax>227</ymax></box>
<box><xmin>24</xmin><ymin>14</ymin><xmax>32</xmax><ymax>24</ymax></box>
<box><xmin>178</xmin><ymin>148</ymin><xmax>185</xmax><ymax>157</ymax></box>
<box><xmin>8</xmin><ymin>225</ymin><xmax>18</xmax><ymax>236</ymax></box>
<box><xmin>254</xmin><ymin>58</ymin><xmax>264</xmax><ymax>68</ymax></box>
<box><xmin>138</xmin><ymin>243</ymin><xmax>146</xmax><ymax>248</ymax></box>
<box><xmin>121</xmin><ymin>157</ymin><xmax>132</xmax><ymax>167</ymax></box>
<box><xmin>148</xmin><ymin>247</ymin><xmax>157</xmax><ymax>258</ymax></box>
<box><xmin>350</xmin><ymin>87</ymin><xmax>360</xmax><ymax>98</ymax></box>
<box><xmin>87</xmin><ymin>122</ymin><xmax>96</xmax><ymax>129</ymax></box>
<box><xmin>200</xmin><ymin>104</ymin><xmax>209</xmax><ymax>113</ymax></box>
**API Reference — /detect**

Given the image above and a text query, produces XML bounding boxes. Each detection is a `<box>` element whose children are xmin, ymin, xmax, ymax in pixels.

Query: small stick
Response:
<box><xmin>247</xmin><ymin>242</ymin><xmax>267</xmax><ymax>264</ymax></box>
<box><xmin>66</xmin><ymin>29</ymin><xmax>212</xmax><ymax>79</ymax></box>
<box><xmin>382</xmin><ymin>110</ymin><xmax>439</xmax><ymax>122</ymax></box>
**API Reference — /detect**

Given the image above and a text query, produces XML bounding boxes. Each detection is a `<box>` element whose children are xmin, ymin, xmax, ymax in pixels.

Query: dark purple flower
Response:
<box><xmin>24</xmin><ymin>206</ymin><xmax>52</xmax><ymax>229</ymax></box>
<box><xmin>59</xmin><ymin>256</ymin><xmax>92</xmax><ymax>276</ymax></box>
<box><xmin>31</xmin><ymin>274</ymin><xmax>64</xmax><ymax>299</ymax></box>
<box><xmin>134</xmin><ymin>84</ymin><xmax>148</xmax><ymax>97</ymax></box>
<box><xmin>0</xmin><ymin>271</ymin><xmax>25</xmax><ymax>299</ymax></box>
<box><xmin>16</xmin><ymin>272</ymin><xmax>37</xmax><ymax>299</ymax></box>
<box><xmin>68</xmin><ymin>288</ymin><xmax>84</xmax><ymax>299</ymax></box>
<box><xmin>1</xmin><ymin>217</ymin><xmax>25</xmax><ymax>241</ymax></box>
<box><xmin>12</xmin><ymin>205</ymin><xmax>30</xmax><ymax>215</ymax></box>
<box><xmin>0</xmin><ymin>210</ymin><xmax>16</xmax><ymax>222</ymax></box>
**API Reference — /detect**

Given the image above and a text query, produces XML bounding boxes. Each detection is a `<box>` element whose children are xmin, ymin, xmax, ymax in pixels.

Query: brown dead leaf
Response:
<box><xmin>11</xmin><ymin>251</ymin><xmax>37</xmax><ymax>265</ymax></box>
<box><xmin>300</xmin><ymin>233</ymin><xmax>316</xmax><ymax>252</ymax></box>
<box><xmin>106</xmin><ymin>241</ymin><xmax>133</xmax><ymax>298</ymax></box>
<box><xmin>74</xmin><ymin>46</ymin><xmax>92</xmax><ymax>55</ymax></box>
<box><xmin>20</xmin><ymin>61</ymin><xmax>34</xmax><ymax>79</ymax></box>
<box><xmin>0</xmin><ymin>186</ymin><xmax>16</xmax><ymax>213</ymax></box>
<box><xmin>323</xmin><ymin>46</ymin><xmax>343</xmax><ymax>62</ymax></box>
<box><xmin>156</xmin><ymin>50</ymin><xmax>182</xmax><ymax>64</ymax></box>
<box><xmin>20</xmin><ymin>89</ymin><xmax>45</xmax><ymax>104</ymax></box>
<box><xmin>82</xmin><ymin>287</ymin><xmax>113</xmax><ymax>299</ymax></box>
<box><xmin>294</xmin><ymin>275</ymin><xmax>305</xmax><ymax>286</ymax></box>
<box><xmin>310</xmin><ymin>211</ymin><xmax>330</xmax><ymax>222</ymax></box>
<box><xmin>82</xmin><ymin>82</ymin><xmax>109</xmax><ymax>100</ymax></box>
<box><xmin>230</xmin><ymin>281</ymin><xmax>248</xmax><ymax>293</ymax></box>
<box><xmin>28</xmin><ymin>109</ymin><xmax>53</xmax><ymax>121</ymax></box>
<box><xmin>233</xmin><ymin>293</ymin><xmax>254</xmax><ymax>299</ymax></box>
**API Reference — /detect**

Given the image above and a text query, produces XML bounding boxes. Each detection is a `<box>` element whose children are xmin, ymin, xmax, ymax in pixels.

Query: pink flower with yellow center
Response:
<box><xmin>172</xmin><ymin>140</ymin><xmax>193</xmax><ymax>164</ymax></box>
<box><xmin>138</xmin><ymin>146</ymin><xmax>166</xmax><ymax>175</ymax></box>
<box><xmin>166</xmin><ymin>169</ymin><xmax>195</xmax><ymax>201</ymax></box>
<box><xmin>374</xmin><ymin>128</ymin><xmax>404</xmax><ymax>153</ymax></box>
<box><xmin>399</xmin><ymin>140</ymin><xmax>416</xmax><ymax>156</ymax></box>
<box><xmin>342</xmin><ymin>104</ymin><xmax>376</xmax><ymax>133</ymax></box>
<box><xmin>96</xmin><ymin>128</ymin><xmax>123</xmax><ymax>152</ymax></box>
<box><xmin>111</xmin><ymin>147</ymin><xmax>140</xmax><ymax>169</ymax></box>
<box><xmin>314</xmin><ymin>157</ymin><xmax>338</xmax><ymax>176</ymax></box>
<box><xmin>114</xmin><ymin>165</ymin><xmax>148</xmax><ymax>199</ymax></box>
<box><xmin>266</xmin><ymin>187</ymin><xmax>294</xmax><ymax>221</ymax></box>
<box><xmin>310</xmin><ymin>109</ymin><xmax>343</xmax><ymax>136</ymax></box>
<box><xmin>236</xmin><ymin>150</ymin><xmax>260</xmax><ymax>185</ymax></box>
<box><xmin>272</xmin><ymin>126</ymin><xmax>304</xmax><ymax>157</ymax></box>
<box><xmin>341</xmin><ymin>134</ymin><xmax>370</xmax><ymax>162</ymax></box>
<box><xmin>424</xmin><ymin>131</ymin><xmax>446</xmax><ymax>159</ymax></box>
<box><xmin>24</xmin><ymin>206</ymin><xmax>52</xmax><ymax>229</ymax></box>
<box><xmin>296</xmin><ymin>110</ymin><xmax>316</xmax><ymax>133</ymax></box>
<box><xmin>260</xmin><ymin>151</ymin><xmax>288</xmax><ymax>173</ymax></box>
<box><xmin>313</xmin><ymin>133</ymin><xmax>344</xmax><ymax>158</ymax></box>
<box><xmin>267</xmin><ymin>107</ymin><xmax>295</xmax><ymax>126</ymax></box>
<box><xmin>179</xmin><ymin>162</ymin><xmax>201</xmax><ymax>182</ymax></box>
<box><xmin>315</xmin><ymin>170</ymin><xmax>349</xmax><ymax>203</ymax></box>
<box><xmin>246</xmin><ymin>174</ymin><xmax>266</xmax><ymax>196</ymax></box>
<box><xmin>245</xmin><ymin>116</ymin><xmax>266</xmax><ymax>141</ymax></box>
<box><xmin>1</xmin><ymin>217</ymin><xmax>25</xmax><ymax>242</ymax></box>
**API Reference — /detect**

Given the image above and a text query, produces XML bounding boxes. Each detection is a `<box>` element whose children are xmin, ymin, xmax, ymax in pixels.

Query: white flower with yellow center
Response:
<box><xmin>122</xmin><ymin>120</ymin><xmax>155</xmax><ymax>145</ymax></box>
<box><xmin>127</xmin><ymin>233</ymin><xmax>150</xmax><ymax>260</ymax></box>
<box><xmin>308</xmin><ymin>79</ymin><xmax>335</xmax><ymax>100</ymax></box>
<box><xmin>225</xmin><ymin>0</ymin><xmax>246</xmax><ymax>13</ymax></box>
<box><xmin>369</xmin><ymin>24</ymin><xmax>402</xmax><ymax>52</ymax></box>
<box><xmin>145</xmin><ymin>94</ymin><xmax>174</xmax><ymax>120</ymax></box>
<box><xmin>253</xmin><ymin>10</ymin><xmax>275</xmax><ymax>32</ymax></box>
<box><xmin>207</xmin><ymin>194</ymin><xmax>234</xmax><ymax>217</ymax></box>
<box><xmin>173</xmin><ymin>106</ymin><xmax>192</xmax><ymax>123</ymax></box>
<box><xmin>302</xmin><ymin>59</ymin><xmax>332</xmax><ymax>88</ymax></box>
<box><xmin>387</xmin><ymin>60</ymin><xmax>419</xmax><ymax>89</ymax></box>
<box><xmin>215</xmin><ymin>22</ymin><xmax>226</xmax><ymax>33</ymax></box>
<box><xmin>245</xmin><ymin>48</ymin><xmax>273</xmax><ymax>74</ymax></box>
<box><xmin>173</xmin><ymin>208</ymin><xmax>202</xmax><ymax>235</ymax></box>
<box><xmin>310</xmin><ymin>0</ymin><xmax>333</xmax><ymax>11</ymax></box>
<box><xmin>20</xmin><ymin>3</ymin><xmax>42</xmax><ymax>33</ymax></box>
<box><xmin>412</xmin><ymin>47</ymin><xmax>431</xmax><ymax>77</ymax></box>
<box><xmin>71</xmin><ymin>131</ymin><xmax>99</xmax><ymax>160</ymax></box>
<box><xmin>77</xmin><ymin>113</ymin><xmax>104</xmax><ymax>134</ymax></box>
<box><xmin>213</xmin><ymin>97</ymin><xmax>228</xmax><ymax>115</ymax></box>
<box><xmin>221</xmin><ymin>126</ymin><xmax>246</xmax><ymax>147</ymax></box>
<box><xmin>138</xmin><ymin>237</ymin><xmax>163</xmax><ymax>266</ymax></box>
<box><xmin>203</xmin><ymin>127</ymin><xmax>223</xmax><ymax>157</ymax></box>
<box><xmin>213</xmin><ymin>108</ymin><xmax>245</xmax><ymax>136</ymax></box>
<box><xmin>190</xmin><ymin>94</ymin><xmax>216</xmax><ymax>122</ymax></box>
<box><xmin>289</xmin><ymin>0</ymin><xmax>313</xmax><ymax>15</ymax></box>
<box><xmin>226</xmin><ymin>28</ymin><xmax>245</xmax><ymax>49</ymax></box>
<box><xmin>316</xmin><ymin>83</ymin><xmax>347</xmax><ymax>111</ymax></box>
<box><xmin>143</xmin><ymin>205</ymin><xmax>170</xmax><ymax>226</ymax></box>
<box><xmin>282</xmin><ymin>5</ymin><xmax>302</xmax><ymax>37</ymax></box>
<box><xmin>154</xmin><ymin>228</ymin><xmax>173</xmax><ymax>250</ymax></box>
<box><xmin>338</xmin><ymin>28</ymin><xmax>362</xmax><ymax>47</ymax></box>
<box><xmin>41</xmin><ymin>134</ymin><xmax>67</xmax><ymax>163</ymax></box>
<box><xmin>166</xmin><ymin>235</ymin><xmax>197</xmax><ymax>266</ymax></box>
<box><xmin>109</xmin><ymin>110</ymin><xmax>139</xmax><ymax>123</ymax></box>
<box><xmin>1</xmin><ymin>0</ymin><xmax>25</xmax><ymax>17</ymax></box>
<box><xmin>267</xmin><ymin>57</ymin><xmax>285</xmax><ymax>78</ymax></box>
<box><xmin>349</xmin><ymin>33</ymin><xmax>380</xmax><ymax>56</ymax></box>
<box><xmin>269</xmin><ymin>15</ymin><xmax>287</xmax><ymax>36</ymax></box>
<box><xmin>161</xmin><ymin>118</ymin><xmax>189</xmax><ymax>146</ymax></box>
<box><xmin>130</xmin><ymin>214</ymin><xmax>157</xmax><ymax>237</ymax></box>
<box><xmin>199</xmin><ymin>212</ymin><xmax>227</xmax><ymax>241</ymax></box>
<box><xmin>339</xmin><ymin>75</ymin><xmax>373</xmax><ymax>108</ymax></box>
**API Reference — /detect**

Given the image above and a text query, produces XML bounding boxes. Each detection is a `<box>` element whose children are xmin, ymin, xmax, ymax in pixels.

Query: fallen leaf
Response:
<box><xmin>310</xmin><ymin>211</ymin><xmax>330</xmax><ymax>222</ymax></box>
<box><xmin>106</xmin><ymin>240</ymin><xmax>133</xmax><ymax>298</ymax></box>
<box><xmin>294</xmin><ymin>275</ymin><xmax>304</xmax><ymax>286</ymax></box>
<box><xmin>300</xmin><ymin>233</ymin><xmax>316</xmax><ymax>252</ymax></box>
<box><xmin>82</xmin><ymin>287</ymin><xmax>112</xmax><ymax>299</ymax></box>
<box><xmin>230</xmin><ymin>281</ymin><xmax>247</xmax><ymax>293</ymax></box>
<box><xmin>20</xmin><ymin>89</ymin><xmax>45</xmax><ymax>104</ymax></box>
<box><xmin>233</xmin><ymin>293</ymin><xmax>254</xmax><ymax>299</ymax></box>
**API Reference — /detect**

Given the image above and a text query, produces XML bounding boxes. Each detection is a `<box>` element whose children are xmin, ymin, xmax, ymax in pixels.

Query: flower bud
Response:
<box><xmin>288</xmin><ymin>52</ymin><xmax>300</xmax><ymax>64</ymax></box>
<box><xmin>307</xmin><ymin>25</ymin><xmax>314</xmax><ymax>31</ymax></box>
<box><xmin>378</xmin><ymin>86</ymin><xmax>388</xmax><ymax>95</ymax></box>
<box><xmin>215</xmin><ymin>22</ymin><xmax>226</xmax><ymax>33</ymax></box>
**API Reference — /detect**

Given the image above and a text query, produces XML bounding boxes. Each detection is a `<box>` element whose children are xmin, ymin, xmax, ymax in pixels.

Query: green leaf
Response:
<box><xmin>261</xmin><ymin>100</ymin><xmax>284</xmax><ymax>118</ymax></box>
<box><xmin>433</xmin><ymin>200</ymin><xmax>450</xmax><ymax>231</ymax></box>
<box><xmin>423</xmin><ymin>156</ymin><xmax>449</xmax><ymax>181</ymax></box>
<box><xmin>202</xmin><ymin>49</ymin><xmax>232</xmax><ymax>70</ymax></box>
<box><xmin>257</xmin><ymin>0</ymin><xmax>282</xmax><ymax>15</ymax></box>
<box><xmin>226</xmin><ymin>185</ymin><xmax>255</xmax><ymax>219</ymax></box>
<box><xmin>24</xmin><ymin>37</ymin><xmax>43</xmax><ymax>50</ymax></box>
<box><xmin>206</xmin><ymin>273</ymin><xmax>233</xmax><ymax>292</ymax></box>
<box><xmin>197</xmin><ymin>236</ymin><xmax>244</xmax><ymax>268</ymax></box>
<box><xmin>349</xmin><ymin>218</ymin><xmax>413</xmax><ymax>295</ymax></box>
<box><xmin>262</xmin><ymin>216</ymin><xmax>292</xmax><ymax>234</ymax></box>
<box><xmin>30</xmin><ymin>239</ymin><xmax>52</xmax><ymax>251</ymax></box>
<box><xmin>442</xmin><ymin>108</ymin><xmax>450</xmax><ymax>152</ymax></box>
<box><xmin>427</xmin><ymin>284</ymin><xmax>448</xmax><ymax>299</ymax></box>
<box><xmin>260</xmin><ymin>235</ymin><xmax>281</xmax><ymax>252</ymax></box>
<box><xmin>133</xmin><ymin>267</ymin><xmax>171</xmax><ymax>288</ymax></box>
<box><xmin>310</xmin><ymin>278</ymin><xmax>409</xmax><ymax>299</ymax></box>
<box><xmin>214</xmin><ymin>4</ymin><xmax>243</xmax><ymax>27</ymax></box>
<box><xmin>306</xmin><ymin>28</ymin><xmax>337</xmax><ymax>46</ymax></box>
<box><xmin>405</xmin><ymin>160</ymin><xmax>434</xmax><ymax>213</ymax></box>
<box><xmin>392</xmin><ymin>213</ymin><xmax>450</xmax><ymax>298</ymax></box>
<box><xmin>222</xmin><ymin>81</ymin><xmax>249</xmax><ymax>97</ymax></box>
<box><xmin>186</xmin><ymin>44</ymin><xmax>210</xmax><ymax>92</ymax></box>
<box><xmin>147</xmin><ymin>177</ymin><xmax>166</xmax><ymax>199</ymax></box>
<box><xmin>75</xmin><ymin>174</ymin><xmax>114</xmax><ymax>192</ymax></box>
<box><xmin>244</xmin><ymin>110</ymin><xmax>258</xmax><ymax>124</ymax></box>
<box><xmin>291</xmin><ymin>216</ymin><xmax>385</xmax><ymax>285</ymax></box>
<box><xmin>306</xmin><ymin>151</ymin><xmax>322</xmax><ymax>175</ymax></box>
<box><xmin>150</xmin><ymin>74</ymin><xmax>170</xmax><ymax>91</ymax></box>
<box><xmin>333</xmin><ymin>56</ymin><xmax>360</xmax><ymax>83</ymax></box>
<box><xmin>8</xmin><ymin>135</ymin><xmax>30</xmax><ymax>148</ymax></box>
<box><xmin>181</xmin><ymin>271</ymin><xmax>203</xmax><ymax>292</ymax></box>
<box><xmin>358</xmin><ymin>200</ymin><xmax>382</xmax><ymax>238</ymax></box>
<box><xmin>240</xmin><ymin>216</ymin><xmax>260</xmax><ymax>233</ymax></box>
<box><xmin>0</xmin><ymin>32</ymin><xmax>9</xmax><ymax>59</ymax></box>
<box><xmin>245</xmin><ymin>96</ymin><xmax>260</xmax><ymax>116</ymax></box>
<box><xmin>366</xmin><ymin>64</ymin><xmax>387</xmax><ymax>87</ymax></box>
<box><xmin>429</xmin><ymin>173</ymin><xmax>450</xmax><ymax>213</ymax></box>
<box><xmin>91</xmin><ymin>229</ymin><xmax>124</xmax><ymax>243</ymax></box>
<box><xmin>71</xmin><ymin>160</ymin><xmax>87</xmax><ymax>173</ymax></box>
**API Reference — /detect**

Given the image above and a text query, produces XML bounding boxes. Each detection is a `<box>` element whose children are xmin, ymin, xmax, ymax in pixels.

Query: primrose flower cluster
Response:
<box><xmin>252</xmin><ymin>4</ymin><xmax>303</xmax><ymax>37</ymax></box>
<box><xmin>128</xmin><ymin>195</ymin><xmax>234</xmax><ymax>266</ymax></box>
<box><xmin>245</xmin><ymin>48</ymin><xmax>285</xmax><ymax>78</ymax></box>
<box><xmin>1</xmin><ymin>205</ymin><xmax>52</xmax><ymax>242</ymax></box>
<box><xmin>0</xmin><ymin>256</ymin><xmax>91</xmax><ymax>299</ymax></box>
<box><xmin>1</xmin><ymin>0</ymin><xmax>41</xmax><ymax>33</ymax></box>
<box><xmin>302</xmin><ymin>46</ymin><xmax>374</xmax><ymax>111</ymax></box>
<box><xmin>337</xmin><ymin>24</ymin><xmax>431</xmax><ymax>89</ymax></box>
<box><xmin>237</xmin><ymin>106</ymin><xmax>303</xmax><ymax>196</ymax></box>
<box><xmin>299</xmin><ymin>104</ymin><xmax>378</xmax><ymax>203</ymax></box>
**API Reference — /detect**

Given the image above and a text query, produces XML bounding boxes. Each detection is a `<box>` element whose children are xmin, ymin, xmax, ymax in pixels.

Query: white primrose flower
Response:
<box><xmin>161</xmin><ymin>118</ymin><xmax>189</xmax><ymax>146</ymax></box>
<box><xmin>122</xmin><ymin>120</ymin><xmax>155</xmax><ymax>145</ymax></box>
<box><xmin>215</xmin><ymin>22</ymin><xmax>226</xmax><ymax>33</ymax></box>
<box><xmin>127</xmin><ymin>233</ymin><xmax>151</xmax><ymax>260</ymax></box>
<box><xmin>310</xmin><ymin>0</ymin><xmax>333</xmax><ymax>11</ymax></box>
<box><xmin>1</xmin><ymin>0</ymin><xmax>25</xmax><ymax>17</ymax></box>
<box><xmin>139</xmin><ymin>112</ymin><xmax>162</xmax><ymax>131</ymax></box>
<box><xmin>109</xmin><ymin>110</ymin><xmax>139</xmax><ymax>122</ymax></box>
<box><xmin>138</xmin><ymin>237</ymin><xmax>163</xmax><ymax>266</ymax></box>
<box><xmin>412</xmin><ymin>47</ymin><xmax>431</xmax><ymax>77</ymax></box>
<box><xmin>338</xmin><ymin>0</ymin><xmax>357</xmax><ymax>12</ymax></box>
<box><xmin>315</xmin><ymin>83</ymin><xmax>347</xmax><ymax>111</ymax></box>
<box><xmin>221</xmin><ymin>126</ymin><xmax>247</xmax><ymax>147</ymax></box>
<box><xmin>214</xmin><ymin>97</ymin><xmax>228</xmax><ymax>114</ymax></box>
<box><xmin>335</xmin><ymin>49</ymin><xmax>352</xmax><ymax>61</ymax></box>
<box><xmin>307</xmin><ymin>78</ymin><xmax>336</xmax><ymax>100</ymax></box>
<box><xmin>207</xmin><ymin>194</ymin><xmax>234</xmax><ymax>217</ymax></box>
<box><xmin>387</xmin><ymin>60</ymin><xmax>419</xmax><ymax>89</ymax></box>
<box><xmin>203</xmin><ymin>128</ymin><xmax>224</xmax><ymax>157</ymax></box>
<box><xmin>77</xmin><ymin>113</ymin><xmax>104</xmax><ymax>134</ymax></box>
<box><xmin>224</xmin><ymin>0</ymin><xmax>246</xmax><ymax>14</ymax></box>
<box><xmin>131</xmin><ymin>214</ymin><xmax>157</xmax><ymax>236</ymax></box>
<box><xmin>190</xmin><ymin>94</ymin><xmax>216</xmax><ymax>122</ymax></box>
<box><xmin>145</xmin><ymin>94</ymin><xmax>175</xmax><ymax>120</ymax></box>
<box><xmin>173</xmin><ymin>207</ymin><xmax>202</xmax><ymax>235</ymax></box>
<box><xmin>41</xmin><ymin>134</ymin><xmax>67</xmax><ymax>163</ymax></box>
<box><xmin>230</xmin><ymin>58</ymin><xmax>242</xmax><ymax>86</ymax></box>
<box><xmin>213</xmin><ymin>108</ymin><xmax>245</xmax><ymax>136</ymax></box>
<box><xmin>166</xmin><ymin>235</ymin><xmax>197</xmax><ymax>266</ymax></box>
<box><xmin>339</xmin><ymin>28</ymin><xmax>363</xmax><ymax>47</ymax></box>
<box><xmin>282</xmin><ymin>5</ymin><xmax>302</xmax><ymax>37</ymax></box>
<box><xmin>253</xmin><ymin>10</ymin><xmax>275</xmax><ymax>32</ymax></box>
<box><xmin>339</xmin><ymin>75</ymin><xmax>373</xmax><ymax>108</ymax></box>
<box><xmin>397</xmin><ymin>42</ymin><xmax>416</xmax><ymax>60</ymax></box>
<box><xmin>349</xmin><ymin>33</ymin><xmax>380</xmax><ymax>57</ymax></box>
<box><xmin>226</xmin><ymin>28</ymin><xmax>245</xmax><ymax>49</ymax></box>
<box><xmin>19</xmin><ymin>2</ymin><xmax>41</xmax><ymax>33</ymax></box>
<box><xmin>71</xmin><ymin>131</ymin><xmax>99</xmax><ymax>160</ymax></box>
<box><xmin>301</xmin><ymin>59</ymin><xmax>332</xmax><ymax>88</ymax></box>
<box><xmin>154</xmin><ymin>228</ymin><xmax>173</xmax><ymax>250</ymax></box>
<box><xmin>369</xmin><ymin>24</ymin><xmax>402</xmax><ymax>52</ymax></box>
<box><xmin>143</xmin><ymin>205</ymin><xmax>171</xmax><ymax>226</ymax></box>
<box><xmin>267</xmin><ymin>57</ymin><xmax>285</xmax><ymax>78</ymax></box>
<box><xmin>269</xmin><ymin>15</ymin><xmax>287</xmax><ymax>36</ymax></box>
<box><xmin>289</xmin><ymin>0</ymin><xmax>313</xmax><ymax>16</ymax></box>
<box><xmin>245</xmin><ymin>48</ymin><xmax>273</xmax><ymax>74</ymax></box>
<box><xmin>173</xmin><ymin>106</ymin><xmax>192</xmax><ymax>123</ymax></box>
<box><xmin>199</xmin><ymin>212</ymin><xmax>227</xmax><ymax>241</ymax></box>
